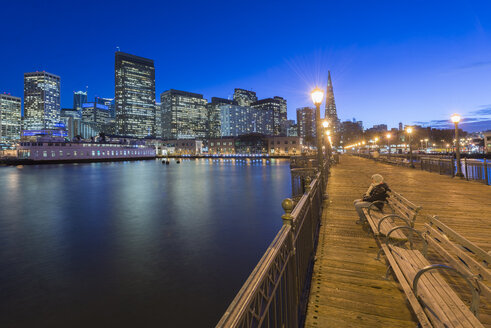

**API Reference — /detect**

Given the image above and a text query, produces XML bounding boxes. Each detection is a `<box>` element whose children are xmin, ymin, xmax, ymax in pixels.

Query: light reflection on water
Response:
<box><xmin>0</xmin><ymin>159</ymin><xmax>291</xmax><ymax>327</ymax></box>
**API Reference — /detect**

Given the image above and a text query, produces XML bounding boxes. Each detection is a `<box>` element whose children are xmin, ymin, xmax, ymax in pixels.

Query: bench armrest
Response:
<box><xmin>377</xmin><ymin>214</ymin><xmax>411</xmax><ymax>234</ymax></box>
<box><xmin>386</xmin><ymin>226</ymin><xmax>428</xmax><ymax>257</ymax></box>
<box><xmin>413</xmin><ymin>264</ymin><xmax>480</xmax><ymax>317</ymax></box>
<box><xmin>367</xmin><ymin>201</ymin><xmax>387</xmax><ymax>216</ymax></box>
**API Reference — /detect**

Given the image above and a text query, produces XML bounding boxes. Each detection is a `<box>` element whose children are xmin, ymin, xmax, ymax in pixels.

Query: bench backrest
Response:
<box><xmin>424</xmin><ymin>215</ymin><xmax>491</xmax><ymax>302</ymax></box>
<box><xmin>387</xmin><ymin>191</ymin><xmax>422</xmax><ymax>227</ymax></box>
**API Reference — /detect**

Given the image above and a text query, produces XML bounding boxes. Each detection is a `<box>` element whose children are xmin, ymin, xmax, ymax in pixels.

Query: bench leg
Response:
<box><xmin>374</xmin><ymin>248</ymin><xmax>384</xmax><ymax>261</ymax></box>
<box><xmin>383</xmin><ymin>265</ymin><xmax>392</xmax><ymax>280</ymax></box>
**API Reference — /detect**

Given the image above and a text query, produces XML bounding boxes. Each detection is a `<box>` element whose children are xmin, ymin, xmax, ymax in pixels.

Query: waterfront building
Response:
<box><xmin>161</xmin><ymin>89</ymin><xmax>208</xmax><ymax>139</ymax></box>
<box><xmin>207</xmin><ymin>97</ymin><xmax>235</xmax><ymax>138</ymax></box>
<box><xmin>233</xmin><ymin>88</ymin><xmax>258</xmax><ymax>107</ymax></box>
<box><xmin>208</xmin><ymin>137</ymin><xmax>236</xmax><ymax>154</ymax></box>
<box><xmin>73</xmin><ymin>91</ymin><xmax>87</xmax><ymax>111</ymax></box>
<box><xmin>23</xmin><ymin>71</ymin><xmax>61</xmax><ymax>130</ymax></box>
<box><xmin>296</xmin><ymin>107</ymin><xmax>316</xmax><ymax>145</ymax></box>
<box><xmin>0</xmin><ymin>94</ymin><xmax>22</xmax><ymax>141</ymax></box>
<box><xmin>251</xmin><ymin>97</ymin><xmax>286</xmax><ymax>136</ymax></box>
<box><xmin>267</xmin><ymin>136</ymin><xmax>302</xmax><ymax>155</ymax></box>
<box><xmin>164</xmin><ymin>139</ymin><xmax>203</xmax><ymax>155</ymax></box>
<box><xmin>115</xmin><ymin>52</ymin><xmax>155</xmax><ymax>138</ymax></box>
<box><xmin>220</xmin><ymin>104</ymin><xmax>273</xmax><ymax>137</ymax></box>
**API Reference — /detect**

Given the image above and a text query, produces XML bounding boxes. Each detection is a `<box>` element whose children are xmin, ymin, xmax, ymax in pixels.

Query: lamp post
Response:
<box><xmin>311</xmin><ymin>87</ymin><xmax>324</xmax><ymax>174</ymax></box>
<box><xmin>386</xmin><ymin>133</ymin><xmax>391</xmax><ymax>157</ymax></box>
<box><xmin>406</xmin><ymin>127</ymin><xmax>414</xmax><ymax>168</ymax></box>
<box><xmin>322</xmin><ymin>120</ymin><xmax>329</xmax><ymax>159</ymax></box>
<box><xmin>451</xmin><ymin>114</ymin><xmax>464</xmax><ymax>178</ymax></box>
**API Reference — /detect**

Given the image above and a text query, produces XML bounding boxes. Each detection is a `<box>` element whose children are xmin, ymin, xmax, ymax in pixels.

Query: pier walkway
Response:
<box><xmin>304</xmin><ymin>155</ymin><xmax>491</xmax><ymax>327</ymax></box>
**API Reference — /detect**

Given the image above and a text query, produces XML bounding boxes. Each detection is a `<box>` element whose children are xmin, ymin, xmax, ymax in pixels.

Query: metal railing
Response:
<box><xmin>420</xmin><ymin>156</ymin><xmax>455</xmax><ymax>176</ymax></box>
<box><xmin>352</xmin><ymin>153</ymin><xmax>491</xmax><ymax>185</ymax></box>
<box><xmin>217</xmin><ymin>162</ymin><xmax>327</xmax><ymax>327</ymax></box>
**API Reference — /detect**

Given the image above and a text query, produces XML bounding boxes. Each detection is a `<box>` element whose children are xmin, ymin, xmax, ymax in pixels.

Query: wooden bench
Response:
<box><xmin>425</xmin><ymin>216</ymin><xmax>491</xmax><ymax>312</ymax></box>
<box><xmin>362</xmin><ymin>190</ymin><xmax>422</xmax><ymax>241</ymax></box>
<box><xmin>380</xmin><ymin>225</ymin><xmax>487</xmax><ymax>328</ymax></box>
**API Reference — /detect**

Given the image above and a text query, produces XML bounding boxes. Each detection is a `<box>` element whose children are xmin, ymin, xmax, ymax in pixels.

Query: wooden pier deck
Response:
<box><xmin>304</xmin><ymin>155</ymin><xmax>491</xmax><ymax>327</ymax></box>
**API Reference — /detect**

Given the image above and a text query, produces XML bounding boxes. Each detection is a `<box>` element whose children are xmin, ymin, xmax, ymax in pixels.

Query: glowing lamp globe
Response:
<box><xmin>451</xmin><ymin>114</ymin><xmax>461</xmax><ymax>124</ymax></box>
<box><xmin>386</xmin><ymin>133</ymin><xmax>391</xmax><ymax>139</ymax></box>
<box><xmin>322</xmin><ymin>120</ymin><xmax>329</xmax><ymax>128</ymax></box>
<box><xmin>406</xmin><ymin>127</ymin><xmax>413</xmax><ymax>134</ymax></box>
<box><xmin>311</xmin><ymin>88</ymin><xmax>324</xmax><ymax>106</ymax></box>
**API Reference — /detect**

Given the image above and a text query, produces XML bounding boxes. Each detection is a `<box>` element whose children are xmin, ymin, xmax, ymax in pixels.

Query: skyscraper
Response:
<box><xmin>0</xmin><ymin>94</ymin><xmax>22</xmax><ymax>141</ymax></box>
<box><xmin>115</xmin><ymin>52</ymin><xmax>155</xmax><ymax>137</ymax></box>
<box><xmin>325</xmin><ymin>71</ymin><xmax>339</xmax><ymax>129</ymax></box>
<box><xmin>23</xmin><ymin>71</ymin><xmax>61</xmax><ymax>130</ymax></box>
<box><xmin>207</xmin><ymin>97</ymin><xmax>236</xmax><ymax>138</ymax></box>
<box><xmin>251</xmin><ymin>97</ymin><xmax>286</xmax><ymax>135</ymax></box>
<box><xmin>161</xmin><ymin>89</ymin><xmax>208</xmax><ymax>139</ymax></box>
<box><xmin>233</xmin><ymin>88</ymin><xmax>258</xmax><ymax>106</ymax></box>
<box><xmin>96</xmin><ymin>97</ymin><xmax>115</xmax><ymax>118</ymax></box>
<box><xmin>73</xmin><ymin>91</ymin><xmax>87</xmax><ymax>111</ymax></box>
<box><xmin>296</xmin><ymin>107</ymin><xmax>316</xmax><ymax>145</ymax></box>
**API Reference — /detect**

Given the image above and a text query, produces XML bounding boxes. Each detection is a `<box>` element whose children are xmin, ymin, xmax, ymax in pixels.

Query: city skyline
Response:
<box><xmin>2</xmin><ymin>1</ymin><xmax>491</xmax><ymax>132</ymax></box>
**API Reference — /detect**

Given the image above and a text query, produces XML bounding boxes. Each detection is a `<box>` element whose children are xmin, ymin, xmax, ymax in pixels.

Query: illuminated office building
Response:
<box><xmin>96</xmin><ymin>97</ymin><xmax>115</xmax><ymax>118</ymax></box>
<box><xmin>115</xmin><ymin>52</ymin><xmax>155</xmax><ymax>137</ymax></box>
<box><xmin>233</xmin><ymin>88</ymin><xmax>258</xmax><ymax>106</ymax></box>
<box><xmin>155</xmin><ymin>101</ymin><xmax>162</xmax><ymax>138</ymax></box>
<box><xmin>251</xmin><ymin>96</ymin><xmax>286</xmax><ymax>135</ymax></box>
<box><xmin>0</xmin><ymin>94</ymin><xmax>22</xmax><ymax>141</ymax></box>
<box><xmin>73</xmin><ymin>91</ymin><xmax>87</xmax><ymax>111</ymax></box>
<box><xmin>206</xmin><ymin>97</ymin><xmax>235</xmax><ymax>138</ymax></box>
<box><xmin>220</xmin><ymin>104</ymin><xmax>273</xmax><ymax>137</ymax></box>
<box><xmin>161</xmin><ymin>89</ymin><xmax>208</xmax><ymax>139</ymax></box>
<box><xmin>296</xmin><ymin>107</ymin><xmax>316</xmax><ymax>145</ymax></box>
<box><xmin>23</xmin><ymin>71</ymin><xmax>61</xmax><ymax>130</ymax></box>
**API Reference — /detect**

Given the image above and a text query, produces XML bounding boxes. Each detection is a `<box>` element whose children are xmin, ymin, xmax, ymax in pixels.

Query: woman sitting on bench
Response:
<box><xmin>354</xmin><ymin>174</ymin><xmax>391</xmax><ymax>224</ymax></box>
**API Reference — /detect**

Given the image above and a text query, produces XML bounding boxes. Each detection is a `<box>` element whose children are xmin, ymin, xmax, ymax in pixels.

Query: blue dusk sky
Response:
<box><xmin>1</xmin><ymin>0</ymin><xmax>491</xmax><ymax>132</ymax></box>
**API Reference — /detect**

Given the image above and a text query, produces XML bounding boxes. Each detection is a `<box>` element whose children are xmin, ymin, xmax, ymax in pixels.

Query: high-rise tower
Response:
<box><xmin>115</xmin><ymin>52</ymin><xmax>155</xmax><ymax>137</ymax></box>
<box><xmin>23</xmin><ymin>71</ymin><xmax>61</xmax><ymax>130</ymax></box>
<box><xmin>324</xmin><ymin>71</ymin><xmax>339</xmax><ymax>127</ymax></box>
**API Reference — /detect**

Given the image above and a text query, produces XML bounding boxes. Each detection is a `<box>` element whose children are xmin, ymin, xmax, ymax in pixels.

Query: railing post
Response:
<box><xmin>464</xmin><ymin>158</ymin><xmax>468</xmax><ymax>180</ymax></box>
<box><xmin>282</xmin><ymin>198</ymin><xmax>294</xmax><ymax>227</ymax></box>
<box><xmin>304</xmin><ymin>176</ymin><xmax>311</xmax><ymax>193</ymax></box>
<box><xmin>281</xmin><ymin>198</ymin><xmax>299</xmax><ymax>327</ymax></box>
<box><xmin>484</xmin><ymin>159</ymin><xmax>489</xmax><ymax>185</ymax></box>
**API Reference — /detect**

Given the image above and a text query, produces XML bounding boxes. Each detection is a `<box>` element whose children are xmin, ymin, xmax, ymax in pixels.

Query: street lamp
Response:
<box><xmin>311</xmin><ymin>87</ymin><xmax>324</xmax><ymax>174</ymax></box>
<box><xmin>386</xmin><ymin>133</ymin><xmax>391</xmax><ymax>157</ymax></box>
<box><xmin>406</xmin><ymin>127</ymin><xmax>415</xmax><ymax>168</ymax></box>
<box><xmin>451</xmin><ymin>114</ymin><xmax>464</xmax><ymax>178</ymax></box>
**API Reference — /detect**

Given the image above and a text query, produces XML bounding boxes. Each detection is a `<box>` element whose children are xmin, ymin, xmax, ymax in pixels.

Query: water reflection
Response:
<box><xmin>0</xmin><ymin>159</ymin><xmax>291</xmax><ymax>327</ymax></box>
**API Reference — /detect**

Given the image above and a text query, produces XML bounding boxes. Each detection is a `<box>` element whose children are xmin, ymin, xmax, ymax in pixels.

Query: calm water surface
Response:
<box><xmin>0</xmin><ymin>159</ymin><xmax>291</xmax><ymax>327</ymax></box>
